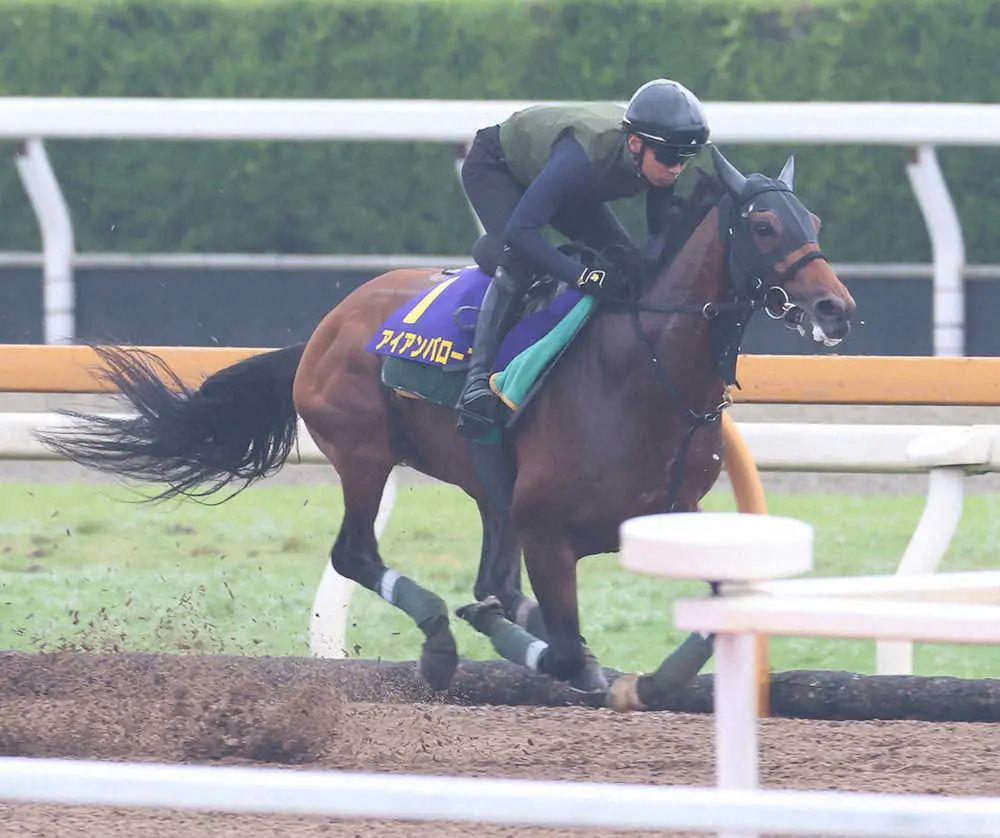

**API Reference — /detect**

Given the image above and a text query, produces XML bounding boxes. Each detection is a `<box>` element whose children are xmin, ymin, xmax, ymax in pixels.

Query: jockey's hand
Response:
<box><xmin>576</xmin><ymin>264</ymin><xmax>621</xmax><ymax>294</ymax></box>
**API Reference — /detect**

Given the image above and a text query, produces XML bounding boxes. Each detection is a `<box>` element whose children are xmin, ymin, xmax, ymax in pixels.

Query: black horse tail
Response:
<box><xmin>38</xmin><ymin>343</ymin><xmax>307</xmax><ymax>502</ymax></box>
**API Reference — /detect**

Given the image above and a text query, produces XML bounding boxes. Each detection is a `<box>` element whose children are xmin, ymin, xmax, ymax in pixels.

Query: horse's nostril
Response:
<box><xmin>815</xmin><ymin>298</ymin><xmax>846</xmax><ymax>319</ymax></box>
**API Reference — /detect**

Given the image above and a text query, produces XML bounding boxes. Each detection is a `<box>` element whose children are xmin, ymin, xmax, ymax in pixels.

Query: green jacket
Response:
<box><xmin>498</xmin><ymin>103</ymin><xmax>644</xmax><ymax>202</ymax></box>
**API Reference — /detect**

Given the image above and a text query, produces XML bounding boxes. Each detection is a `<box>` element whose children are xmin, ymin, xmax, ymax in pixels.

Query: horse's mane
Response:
<box><xmin>597</xmin><ymin>150</ymin><xmax>725</xmax><ymax>301</ymax></box>
<box><xmin>651</xmin><ymin>156</ymin><xmax>726</xmax><ymax>276</ymax></box>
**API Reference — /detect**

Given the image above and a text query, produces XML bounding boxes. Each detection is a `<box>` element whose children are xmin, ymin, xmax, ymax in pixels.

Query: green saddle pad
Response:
<box><xmin>381</xmin><ymin>356</ymin><xmax>466</xmax><ymax>406</ymax></box>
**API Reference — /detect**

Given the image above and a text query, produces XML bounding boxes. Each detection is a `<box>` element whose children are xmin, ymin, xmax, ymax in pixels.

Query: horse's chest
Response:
<box><xmin>623</xmin><ymin>420</ymin><xmax>725</xmax><ymax>512</ymax></box>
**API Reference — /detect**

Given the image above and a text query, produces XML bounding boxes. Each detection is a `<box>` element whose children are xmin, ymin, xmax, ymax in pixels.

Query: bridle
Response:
<box><xmin>623</xmin><ymin>178</ymin><xmax>827</xmax><ymax>512</ymax></box>
<box><xmin>720</xmin><ymin>182</ymin><xmax>828</xmax><ymax>327</ymax></box>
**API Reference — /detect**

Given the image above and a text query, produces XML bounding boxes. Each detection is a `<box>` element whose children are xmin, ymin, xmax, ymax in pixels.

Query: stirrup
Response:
<box><xmin>458</xmin><ymin>370</ymin><xmax>495</xmax><ymax>410</ymax></box>
<box><xmin>459</xmin><ymin>382</ymin><xmax>496</xmax><ymax>412</ymax></box>
<box><xmin>457</xmin><ymin>380</ymin><xmax>501</xmax><ymax>437</ymax></box>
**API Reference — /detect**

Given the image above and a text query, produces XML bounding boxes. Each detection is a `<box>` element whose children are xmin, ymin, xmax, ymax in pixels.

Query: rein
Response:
<box><xmin>627</xmin><ymin>304</ymin><xmax>730</xmax><ymax>512</ymax></box>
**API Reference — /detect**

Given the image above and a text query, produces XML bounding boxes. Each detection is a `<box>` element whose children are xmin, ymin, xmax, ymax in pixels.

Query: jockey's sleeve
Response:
<box><xmin>503</xmin><ymin>134</ymin><xmax>596</xmax><ymax>286</ymax></box>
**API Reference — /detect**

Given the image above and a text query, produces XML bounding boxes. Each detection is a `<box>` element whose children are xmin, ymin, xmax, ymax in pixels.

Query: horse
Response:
<box><xmin>41</xmin><ymin>147</ymin><xmax>855</xmax><ymax>708</ymax></box>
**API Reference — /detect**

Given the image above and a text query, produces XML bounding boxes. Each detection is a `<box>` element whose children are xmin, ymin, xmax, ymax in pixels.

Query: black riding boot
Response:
<box><xmin>456</xmin><ymin>268</ymin><xmax>521</xmax><ymax>438</ymax></box>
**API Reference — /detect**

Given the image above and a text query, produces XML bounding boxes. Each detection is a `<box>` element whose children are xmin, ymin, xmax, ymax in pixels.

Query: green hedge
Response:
<box><xmin>1</xmin><ymin>0</ymin><xmax>999</xmax><ymax>262</ymax></box>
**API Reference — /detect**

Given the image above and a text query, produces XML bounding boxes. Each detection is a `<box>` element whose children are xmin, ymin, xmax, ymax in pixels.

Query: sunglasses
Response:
<box><xmin>650</xmin><ymin>144</ymin><xmax>700</xmax><ymax>166</ymax></box>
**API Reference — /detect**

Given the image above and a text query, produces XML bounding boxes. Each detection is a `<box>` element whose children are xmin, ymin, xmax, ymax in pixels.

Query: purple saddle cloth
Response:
<box><xmin>365</xmin><ymin>266</ymin><xmax>585</xmax><ymax>373</ymax></box>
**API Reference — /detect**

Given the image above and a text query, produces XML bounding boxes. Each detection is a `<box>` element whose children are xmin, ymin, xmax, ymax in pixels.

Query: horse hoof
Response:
<box><xmin>568</xmin><ymin>656</ymin><xmax>609</xmax><ymax>693</ymax></box>
<box><xmin>420</xmin><ymin>620</ymin><xmax>459</xmax><ymax>691</ymax></box>
<box><xmin>606</xmin><ymin>673</ymin><xmax>648</xmax><ymax>713</ymax></box>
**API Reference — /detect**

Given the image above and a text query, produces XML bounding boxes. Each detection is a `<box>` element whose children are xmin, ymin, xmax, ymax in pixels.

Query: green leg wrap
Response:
<box><xmin>379</xmin><ymin>570</ymin><xmax>448</xmax><ymax>633</ymax></box>
<box><xmin>489</xmin><ymin>619</ymin><xmax>549</xmax><ymax>671</ymax></box>
<box><xmin>649</xmin><ymin>631</ymin><xmax>714</xmax><ymax>694</ymax></box>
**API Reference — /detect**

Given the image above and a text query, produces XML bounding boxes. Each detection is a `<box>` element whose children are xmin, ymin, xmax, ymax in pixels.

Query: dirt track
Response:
<box><xmin>2</xmin><ymin>652</ymin><xmax>999</xmax><ymax>838</ymax></box>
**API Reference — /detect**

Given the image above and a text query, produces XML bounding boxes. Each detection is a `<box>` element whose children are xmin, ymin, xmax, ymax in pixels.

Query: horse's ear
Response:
<box><xmin>777</xmin><ymin>155</ymin><xmax>795</xmax><ymax>190</ymax></box>
<box><xmin>711</xmin><ymin>146</ymin><xmax>747</xmax><ymax>196</ymax></box>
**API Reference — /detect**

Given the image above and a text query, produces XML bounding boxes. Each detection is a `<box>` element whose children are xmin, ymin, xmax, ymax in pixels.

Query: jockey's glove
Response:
<box><xmin>575</xmin><ymin>264</ymin><xmax>621</xmax><ymax>294</ymax></box>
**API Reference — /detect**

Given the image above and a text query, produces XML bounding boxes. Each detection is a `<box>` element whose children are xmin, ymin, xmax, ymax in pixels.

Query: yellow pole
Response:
<box><xmin>735</xmin><ymin>354</ymin><xmax>1000</xmax><ymax>405</ymax></box>
<box><xmin>722</xmin><ymin>412</ymin><xmax>767</xmax><ymax>516</ymax></box>
<box><xmin>7</xmin><ymin>347</ymin><xmax>1000</xmax><ymax>404</ymax></box>
<box><xmin>721</xmin><ymin>413</ymin><xmax>771</xmax><ymax>717</ymax></box>
<box><xmin>0</xmin><ymin>345</ymin><xmax>264</xmax><ymax>393</ymax></box>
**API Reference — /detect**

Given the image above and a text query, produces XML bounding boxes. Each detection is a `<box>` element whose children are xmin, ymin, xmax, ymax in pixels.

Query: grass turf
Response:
<box><xmin>2</xmin><ymin>479</ymin><xmax>999</xmax><ymax>678</ymax></box>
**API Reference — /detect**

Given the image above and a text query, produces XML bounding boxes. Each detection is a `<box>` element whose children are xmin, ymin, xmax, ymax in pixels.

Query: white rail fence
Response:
<box><xmin>618</xmin><ymin>511</ymin><xmax>1000</xmax><ymax>838</ymax></box>
<box><xmin>2</xmin><ymin>756</ymin><xmax>999</xmax><ymax>836</ymax></box>
<box><xmin>4</xmin><ymin>412</ymin><xmax>999</xmax><ymax>675</ymax></box>
<box><xmin>5</xmin><ymin>97</ymin><xmax>1000</xmax><ymax>353</ymax></box>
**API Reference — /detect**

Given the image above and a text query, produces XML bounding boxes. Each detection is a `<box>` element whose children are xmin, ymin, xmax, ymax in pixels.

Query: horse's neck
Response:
<box><xmin>643</xmin><ymin>206</ymin><xmax>726</xmax><ymax>308</ymax></box>
<box><xmin>619</xmin><ymin>205</ymin><xmax>729</xmax><ymax>410</ymax></box>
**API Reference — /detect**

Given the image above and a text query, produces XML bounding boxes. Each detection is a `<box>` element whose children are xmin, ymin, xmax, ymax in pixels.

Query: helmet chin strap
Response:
<box><xmin>630</xmin><ymin>138</ymin><xmax>654</xmax><ymax>186</ymax></box>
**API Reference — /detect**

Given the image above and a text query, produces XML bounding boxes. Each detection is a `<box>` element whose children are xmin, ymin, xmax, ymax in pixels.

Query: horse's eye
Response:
<box><xmin>753</xmin><ymin>222</ymin><xmax>775</xmax><ymax>236</ymax></box>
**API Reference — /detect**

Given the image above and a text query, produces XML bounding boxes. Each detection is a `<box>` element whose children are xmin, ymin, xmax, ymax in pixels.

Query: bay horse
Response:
<box><xmin>42</xmin><ymin>148</ymin><xmax>855</xmax><ymax>703</ymax></box>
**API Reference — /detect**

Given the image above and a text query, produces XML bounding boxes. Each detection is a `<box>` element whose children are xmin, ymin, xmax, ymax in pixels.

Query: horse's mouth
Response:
<box><xmin>783</xmin><ymin>306</ymin><xmax>848</xmax><ymax>348</ymax></box>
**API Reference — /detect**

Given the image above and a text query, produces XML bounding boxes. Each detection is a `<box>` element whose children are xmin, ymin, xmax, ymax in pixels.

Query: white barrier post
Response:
<box><xmin>14</xmin><ymin>137</ymin><xmax>75</xmax><ymax>345</ymax></box>
<box><xmin>309</xmin><ymin>467</ymin><xmax>397</xmax><ymax>658</ymax></box>
<box><xmin>669</xmin><ymin>561</ymin><xmax>1000</xmax><ymax>837</ymax></box>
<box><xmin>876</xmin><ymin>425</ymin><xmax>996</xmax><ymax>674</ymax></box>
<box><xmin>621</xmin><ymin>512</ymin><xmax>815</xmax><ymax>838</ymax></box>
<box><xmin>905</xmin><ymin>144</ymin><xmax>965</xmax><ymax>358</ymax></box>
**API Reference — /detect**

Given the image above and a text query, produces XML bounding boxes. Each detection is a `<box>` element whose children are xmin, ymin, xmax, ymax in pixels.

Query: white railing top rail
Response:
<box><xmin>8</xmin><ymin>415</ymin><xmax>1000</xmax><ymax>474</ymax></box>
<box><xmin>4</xmin><ymin>251</ymin><xmax>1000</xmax><ymax>281</ymax></box>
<box><xmin>3</xmin><ymin>97</ymin><xmax>1000</xmax><ymax>145</ymax></box>
<box><xmin>2</xmin><ymin>756</ymin><xmax>999</xmax><ymax>836</ymax></box>
<box><xmin>0</xmin><ymin>97</ymin><xmax>987</xmax><ymax>353</ymax></box>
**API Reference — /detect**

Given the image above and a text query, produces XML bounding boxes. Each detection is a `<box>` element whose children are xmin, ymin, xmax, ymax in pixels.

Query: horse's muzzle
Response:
<box><xmin>805</xmin><ymin>296</ymin><xmax>854</xmax><ymax>345</ymax></box>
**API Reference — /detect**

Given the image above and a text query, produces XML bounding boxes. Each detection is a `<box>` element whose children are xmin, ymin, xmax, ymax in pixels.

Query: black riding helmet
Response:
<box><xmin>622</xmin><ymin>79</ymin><xmax>710</xmax><ymax>149</ymax></box>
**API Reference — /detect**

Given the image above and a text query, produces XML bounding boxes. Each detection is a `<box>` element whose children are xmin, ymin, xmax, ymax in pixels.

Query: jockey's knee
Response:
<box><xmin>474</xmin><ymin>238</ymin><xmax>534</xmax><ymax>294</ymax></box>
<box><xmin>497</xmin><ymin>248</ymin><xmax>534</xmax><ymax>291</ymax></box>
<box><xmin>472</xmin><ymin>234</ymin><xmax>503</xmax><ymax>277</ymax></box>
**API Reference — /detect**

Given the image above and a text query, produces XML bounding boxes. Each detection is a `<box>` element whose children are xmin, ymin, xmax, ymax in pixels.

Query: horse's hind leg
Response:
<box><xmin>311</xmin><ymin>433</ymin><xmax>458</xmax><ymax>691</ymax></box>
<box><xmin>460</xmin><ymin>528</ymin><xmax>606</xmax><ymax>693</ymax></box>
<box><xmin>473</xmin><ymin>502</ymin><xmax>548</xmax><ymax>641</ymax></box>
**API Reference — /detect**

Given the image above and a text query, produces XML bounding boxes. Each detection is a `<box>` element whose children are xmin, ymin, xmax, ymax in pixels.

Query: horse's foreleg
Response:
<box><xmin>607</xmin><ymin>632</ymin><xmax>715</xmax><ymax>712</ymax></box>
<box><xmin>473</xmin><ymin>503</ymin><xmax>549</xmax><ymax>641</ymax></box>
<box><xmin>373</xmin><ymin>565</ymin><xmax>458</xmax><ymax>692</ymax></box>
<box><xmin>509</xmin><ymin>533</ymin><xmax>607</xmax><ymax>693</ymax></box>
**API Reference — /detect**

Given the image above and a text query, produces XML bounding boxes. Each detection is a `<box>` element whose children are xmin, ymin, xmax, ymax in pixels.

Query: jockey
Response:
<box><xmin>455</xmin><ymin>78</ymin><xmax>711</xmax><ymax>437</ymax></box>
